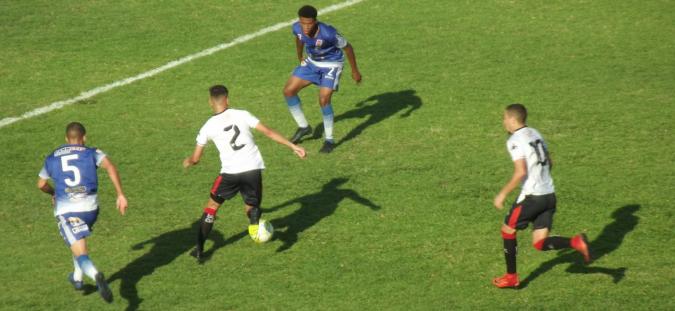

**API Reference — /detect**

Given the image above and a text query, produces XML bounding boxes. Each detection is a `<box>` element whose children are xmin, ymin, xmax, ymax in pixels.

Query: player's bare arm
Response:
<box><xmin>183</xmin><ymin>144</ymin><xmax>205</xmax><ymax>168</ymax></box>
<box><xmin>99</xmin><ymin>157</ymin><xmax>128</xmax><ymax>215</ymax></box>
<box><xmin>343</xmin><ymin>43</ymin><xmax>361</xmax><ymax>83</ymax></box>
<box><xmin>295</xmin><ymin>36</ymin><xmax>305</xmax><ymax>62</ymax></box>
<box><xmin>493</xmin><ymin>159</ymin><xmax>527</xmax><ymax>209</ymax></box>
<box><xmin>255</xmin><ymin>123</ymin><xmax>306</xmax><ymax>158</ymax></box>
<box><xmin>37</xmin><ymin>178</ymin><xmax>54</xmax><ymax>195</ymax></box>
<box><xmin>37</xmin><ymin>178</ymin><xmax>55</xmax><ymax>205</ymax></box>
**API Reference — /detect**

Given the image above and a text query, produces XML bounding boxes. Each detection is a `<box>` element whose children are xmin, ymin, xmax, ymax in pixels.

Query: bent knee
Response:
<box><xmin>283</xmin><ymin>88</ymin><xmax>297</xmax><ymax>97</ymax></box>
<box><xmin>501</xmin><ymin>225</ymin><xmax>516</xmax><ymax>239</ymax></box>
<box><xmin>319</xmin><ymin>96</ymin><xmax>332</xmax><ymax>106</ymax></box>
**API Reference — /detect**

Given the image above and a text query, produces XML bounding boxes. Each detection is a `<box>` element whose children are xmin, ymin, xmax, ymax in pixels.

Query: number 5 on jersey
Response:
<box><xmin>61</xmin><ymin>154</ymin><xmax>81</xmax><ymax>186</ymax></box>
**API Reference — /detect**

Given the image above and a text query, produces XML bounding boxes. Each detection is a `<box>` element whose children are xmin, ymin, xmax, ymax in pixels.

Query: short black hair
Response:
<box><xmin>505</xmin><ymin>103</ymin><xmax>527</xmax><ymax>123</ymax></box>
<box><xmin>65</xmin><ymin>122</ymin><xmax>86</xmax><ymax>139</ymax></box>
<box><xmin>298</xmin><ymin>5</ymin><xmax>318</xmax><ymax>19</ymax></box>
<box><xmin>209</xmin><ymin>85</ymin><xmax>229</xmax><ymax>98</ymax></box>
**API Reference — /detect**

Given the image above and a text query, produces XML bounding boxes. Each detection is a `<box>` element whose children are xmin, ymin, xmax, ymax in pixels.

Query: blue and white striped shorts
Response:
<box><xmin>56</xmin><ymin>210</ymin><xmax>99</xmax><ymax>247</ymax></box>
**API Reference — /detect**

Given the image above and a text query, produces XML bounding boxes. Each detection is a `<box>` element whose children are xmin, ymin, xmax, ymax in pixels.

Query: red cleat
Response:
<box><xmin>571</xmin><ymin>233</ymin><xmax>592</xmax><ymax>264</ymax></box>
<box><xmin>492</xmin><ymin>273</ymin><xmax>519</xmax><ymax>288</ymax></box>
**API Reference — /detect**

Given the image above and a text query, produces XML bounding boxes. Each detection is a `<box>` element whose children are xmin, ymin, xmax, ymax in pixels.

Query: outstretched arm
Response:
<box><xmin>493</xmin><ymin>159</ymin><xmax>527</xmax><ymax>210</ymax></box>
<box><xmin>183</xmin><ymin>144</ymin><xmax>205</xmax><ymax>168</ymax></box>
<box><xmin>343</xmin><ymin>44</ymin><xmax>362</xmax><ymax>83</ymax></box>
<box><xmin>99</xmin><ymin>157</ymin><xmax>128</xmax><ymax>215</ymax></box>
<box><xmin>264</xmin><ymin>198</ymin><xmax>301</xmax><ymax>214</ymax></box>
<box><xmin>131</xmin><ymin>238</ymin><xmax>154</xmax><ymax>250</ymax></box>
<box><xmin>255</xmin><ymin>123</ymin><xmax>306</xmax><ymax>158</ymax></box>
<box><xmin>295</xmin><ymin>37</ymin><xmax>305</xmax><ymax>62</ymax></box>
<box><xmin>401</xmin><ymin>100</ymin><xmax>422</xmax><ymax>118</ymax></box>
<box><xmin>347</xmin><ymin>190</ymin><xmax>380</xmax><ymax>211</ymax></box>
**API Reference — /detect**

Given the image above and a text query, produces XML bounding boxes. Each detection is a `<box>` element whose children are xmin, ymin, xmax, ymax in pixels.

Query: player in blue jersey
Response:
<box><xmin>283</xmin><ymin>5</ymin><xmax>362</xmax><ymax>153</ymax></box>
<box><xmin>37</xmin><ymin>122</ymin><xmax>128</xmax><ymax>303</ymax></box>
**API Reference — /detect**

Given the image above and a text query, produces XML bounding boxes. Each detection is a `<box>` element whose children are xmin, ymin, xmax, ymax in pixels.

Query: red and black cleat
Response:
<box><xmin>492</xmin><ymin>273</ymin><xmax>520</xmax><ymax>289</ymax></box>
<box><xmin>571</xmin><ymin>233</ymin><xmax>592</xmax><ymax>264</ymax></box>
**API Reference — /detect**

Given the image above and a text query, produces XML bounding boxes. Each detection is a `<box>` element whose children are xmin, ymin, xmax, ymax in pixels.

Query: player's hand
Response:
<box><xmin>493</xmin><ymin>193</ymin><xmax>506</xmax><ymax>210</ymax></box>
<box><xmin>117</xmin><ymin>194</ymin><xmax>128</xmax><ymax>215</ymax></box>
<box><xmin>183</xmin><ymin>157</ymin><xmax>194</xmax><ymax>168</ymax></box>
<box><xmin>352</xmin><ymin>70</ymin><xmax>362</xmax><ymax>84</ymax></box>
<box><xmin>292</xmin><ymin>145</ymin><xmax>307</xmax><ymax>159</ymax></box>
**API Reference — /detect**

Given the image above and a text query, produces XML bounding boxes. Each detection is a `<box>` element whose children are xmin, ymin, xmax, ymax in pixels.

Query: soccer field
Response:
<box><xmin>1</xmin><ymin>0</ymin><xmax>674</xmax><ymax>310</ymax></box>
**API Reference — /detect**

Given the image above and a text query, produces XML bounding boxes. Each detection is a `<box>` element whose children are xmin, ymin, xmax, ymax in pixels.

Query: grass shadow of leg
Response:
<box><xmin>519</xmin><ymin>204</ymin><xmax>640</xmax><ymax>289</ymax></box>
<box><xmin>107</xmin><ymin>221</ymin><xmax>241</xmax><ymax>311</ymax></box>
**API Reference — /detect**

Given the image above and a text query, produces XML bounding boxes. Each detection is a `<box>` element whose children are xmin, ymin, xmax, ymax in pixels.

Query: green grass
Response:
<box><xmin>1</xmin><ymin>0</ymin><xmax>674</xmax><ymax>310</ymax></box>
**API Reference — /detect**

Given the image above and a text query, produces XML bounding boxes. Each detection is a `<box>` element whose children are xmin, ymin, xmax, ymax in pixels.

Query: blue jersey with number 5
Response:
<box><xmin>39</xmin><ymin>144</ymin><xmax>106</xmax><ymax>203</ymax></box>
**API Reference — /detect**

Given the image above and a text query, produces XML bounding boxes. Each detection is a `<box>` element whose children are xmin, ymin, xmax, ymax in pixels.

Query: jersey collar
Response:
<box><xmin>512</xmin><ymin>126</ymin><xmax>527</xmax><ymax>134</ymax></box>
<box><xmin>213</xmin><ymin>108</ymin><xmax>229</xmax><ymax>116</ymax></box>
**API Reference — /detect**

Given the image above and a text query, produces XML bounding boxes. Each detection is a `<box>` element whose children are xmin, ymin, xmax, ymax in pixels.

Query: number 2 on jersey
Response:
<box><xmin>61</xmin><ymin>154</ymin><xmax>81</xmax><ymax>186</ymax></box>
<box><xmin>224</xmin><ymin>125</ymin><xmax>246</xmax><ymax>151</ymax></box>
<box><xmin>529</xmin><ymin>139</ymin><xmax>550</xmax><ymax>166</ymax></box>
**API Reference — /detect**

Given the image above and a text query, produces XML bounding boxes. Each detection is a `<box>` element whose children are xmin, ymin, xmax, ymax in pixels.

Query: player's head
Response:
<box><xmin>298</xmin><ymin>5</ymin><xmax>318</xmax><ymax>35</ymax></box>
<box><xmin>503</xmin><ymin>103</ymin><xmax>527</xmax><ymax>133</ymax></box>
<box><xmin>209</xmin><ymin>84</ymin><xmax>229</xmax><ymax>111</ymax></box>
<box><xmin>65</xmin><ymin>122</ymin><xmax>86</xmax><ymax>144</ymax></box>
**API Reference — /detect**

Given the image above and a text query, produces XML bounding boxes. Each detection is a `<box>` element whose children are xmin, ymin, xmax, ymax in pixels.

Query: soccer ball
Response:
<box><xmin>254</xmin><ymin>219</ymin><xmax>274</xmax><ymax>243</ymax></box>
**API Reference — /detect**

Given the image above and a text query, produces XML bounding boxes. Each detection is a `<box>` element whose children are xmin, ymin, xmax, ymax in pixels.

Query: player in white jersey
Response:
<box><xmin>183</xmin><ymin>85</ymin><xmax>306</xmax><ymax>262</ymax></box>
<box><xmin>491</xmin><ymin>104</ymin><xmax>591</xmax><ymax>288</ymax></box>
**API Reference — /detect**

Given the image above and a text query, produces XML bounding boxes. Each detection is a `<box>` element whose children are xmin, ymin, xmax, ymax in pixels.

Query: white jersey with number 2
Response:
<box><xmin>196</xmin><ymin>109</ymin><xmax>265</xmax><ymax>174</ymax></box>
<box><xmin>506</xmin><ymin>127</ymin><xmax>555</xmax><ymax>202</ymax></box>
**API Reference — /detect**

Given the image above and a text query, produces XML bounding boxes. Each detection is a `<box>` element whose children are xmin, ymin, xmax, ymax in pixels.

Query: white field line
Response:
<box><xmin>0</xmin><ymin>0</ymin><xmax>364</xmax><ymax>129</ymax></box>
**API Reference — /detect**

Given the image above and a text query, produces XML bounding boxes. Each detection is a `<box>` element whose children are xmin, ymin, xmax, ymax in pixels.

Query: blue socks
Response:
<box><xmin>76</xmin><ymin>255</ymin><xmax>99</xmax><ymax>281</ymax></box>
<box><xmin>285</xmin><ymin>95</ymin><xmax>309</xmax><ymax>128</ymax></box>
<box><xmin>285</xmin><ymin>95</ymin><xmax>335</xmax><ymax>142</ymax></box>
<box><xmin>321</xmin><ymin>104</ymin><xmax>334</xmax><ymax>142</ymax></box>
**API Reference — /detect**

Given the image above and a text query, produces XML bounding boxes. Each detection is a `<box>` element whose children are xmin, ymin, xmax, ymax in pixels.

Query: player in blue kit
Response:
<box><xmin>283</xmin><ymin>5</ymin><xmax>362</xmax><ymax>153</ymax></box>
<box><xmin>37</xmin><ymin>122</ymin><xmax>128</xmax><ymax>303</ymax></box>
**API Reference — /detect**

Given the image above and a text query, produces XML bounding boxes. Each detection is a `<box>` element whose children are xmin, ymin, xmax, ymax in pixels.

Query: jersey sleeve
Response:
<box><xmin>335</xmin><ymin>32</ymin><xmax>348</xmax><ymax>49</ymax></box>
<box><xmin>292</xmin><ymin>23</ymin><xmax>301</xmax><ymax>37</ymax></box>
<box><xmin>94</xmin><ymin>149</ymin><xmax>107</xmax><ymax>166</ymax></box>
<box><xmin>243</xmin><ymin>111</ymin><xmax>261</xmax><ymax>129</ymax></box>
<box><xmin>38</xmin><ymin>165</ymin><xmax>50</xmax><ymax>179</ymax></box>
<box><xmin>196</xmin><ymin>124</ymin><xmax>209</xmax><ymax>146</ymax></box>
<box><xmin>507</xmin><ymin>139</ymin><xmax>527</xmax><ymax>161</ymax></box>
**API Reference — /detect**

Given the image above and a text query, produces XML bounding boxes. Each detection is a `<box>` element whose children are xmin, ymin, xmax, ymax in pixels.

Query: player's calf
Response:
<box><xmin>495</xmin><ymin>225</ymin><xmax>519</xmax><ymax>288</ymax></box>
<box><xmin>196</xmin><ymin>206</ymin><xmax>218</xmax><ymax>257</ymax></box>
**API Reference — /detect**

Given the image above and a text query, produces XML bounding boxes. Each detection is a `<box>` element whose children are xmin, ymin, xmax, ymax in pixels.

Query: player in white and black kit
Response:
<box><xmin>492</xmin><ymin>104</ymin><xmax>591</xmax><ymax>288</ymax></box>
<box><xmin>183</xmin><ymin>85</ymin><xmax>306</xmax><ymax>261</ymax></box>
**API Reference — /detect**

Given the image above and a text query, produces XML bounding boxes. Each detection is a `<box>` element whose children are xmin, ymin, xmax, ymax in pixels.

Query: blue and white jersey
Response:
<box><xmin>292</xmin><ymin>21</ymin><xmax>348</xmax><ymax>65</ymax></box>
<box><xmin>39</xmin><ymin>144</ymin><xmax>106</xmax><ymax>216</ymax></box>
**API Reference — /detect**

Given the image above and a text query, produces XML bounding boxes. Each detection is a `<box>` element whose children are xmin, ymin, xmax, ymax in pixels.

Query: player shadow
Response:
<box><xmin>107</xmin><ymin>221</ymin><xmax>246</xmax><ymax>311</ymax></box>
<box><xmin>264</xmin><ymin>177</ymin><xmax>380</xmax><ymax>252</ymax></box>
<box><xmin>518</xmin><ymin>204</ymin><xmax>641</xmax><ymax>289</ymax></box>
<box><xmin>310</xmin><ymin>89</ymin><xmax>422</xmax><ymax>147</ymax></box>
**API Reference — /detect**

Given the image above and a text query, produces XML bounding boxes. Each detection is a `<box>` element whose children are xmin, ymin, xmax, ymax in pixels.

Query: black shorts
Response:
<box><xmin>504</xmin><ymin>193</ymin><xmax>556</xmax><ymax>230</ymax></box>
<box><xmin>209</xmin><ymin>169</ymin><xmax>263</xmax><ymax>207</ymax></box>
